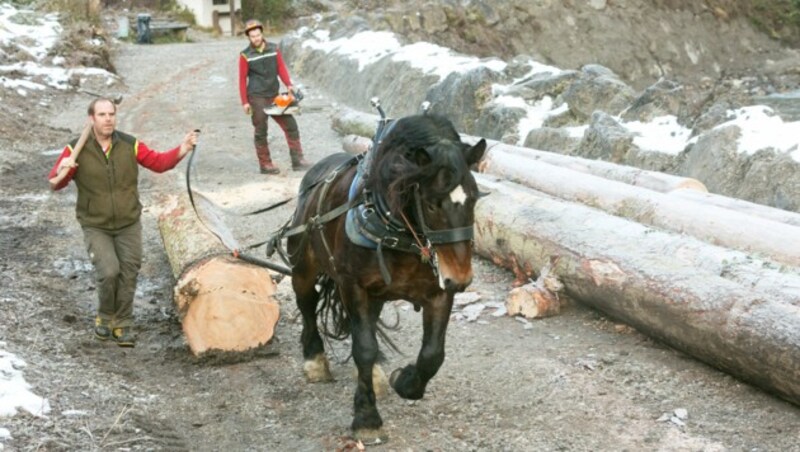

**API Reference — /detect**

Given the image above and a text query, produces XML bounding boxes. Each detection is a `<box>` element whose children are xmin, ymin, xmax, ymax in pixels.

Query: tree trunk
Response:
<box><xmin>473</xmin><ymin>174</ymin><xmax>800</xmax><ymax>407</ymax></box>
<box><xmin>478</xmin><ymin>147</ymin><xmax>800</xmax><ymax>267</ymax></box>
<box><xmin>669</xmin><ymin>188</ymin><xmax>800</xmax><ymax>227</ymax></box>
<box><xmin>157</xmin><ymin>192</ymin><xmax>280</xmax><ymax>356</ymax></box>
<box><xmin>342</xmin><ymin>134</ymin><xmax>371</xmax><ymax>155</ymax></box>
<box><xmin>464</xmin><ymin>135</ymin><xmax>707</xmax><ymax>193</ymax></box>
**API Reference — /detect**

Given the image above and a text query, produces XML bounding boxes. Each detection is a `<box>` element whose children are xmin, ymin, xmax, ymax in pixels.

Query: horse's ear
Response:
<box><xmin>464</xmin><ymin>139</ymin><xmax>487</xmax><ymax>166</ymax></box>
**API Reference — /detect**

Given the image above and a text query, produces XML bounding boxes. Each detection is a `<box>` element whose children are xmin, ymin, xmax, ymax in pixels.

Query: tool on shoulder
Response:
<box><xmin>49</xmin><ymin>122</ymin><xmax>92</xmax><ymax>190</ymax></box>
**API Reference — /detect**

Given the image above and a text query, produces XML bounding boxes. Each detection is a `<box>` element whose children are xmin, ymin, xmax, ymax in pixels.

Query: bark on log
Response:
<box><xmin>462</xmin><ymin>135</ymin><xmax>707</xmax><ymax>193</ymax></box>
<box><xmin>342</xmin><ymin>134</ymin><xmax>372</xmax><ymax>155</ymax></box>
<box><xmin>478</xmin><ymin>148</ymin><xmax>800</xmax><ymax>267</ymax></box>
<box><xmin>328</xmin><ymin>107</ymin><xmax>706</xmax><ymax>194</ymax></box>
<box><xmin>473</xmin><ymin>174</ymin><xmax>800</xmax><ymax>406</ymax></box>
<box><xmin>669</xmin><ymin>188</ymin><xmax>800</xmax><ymax>227</ymax></box>
<box><xmin>157</xmin><ymin>192</ymin><xmax>280</xmax><ymax>356</ymax></box>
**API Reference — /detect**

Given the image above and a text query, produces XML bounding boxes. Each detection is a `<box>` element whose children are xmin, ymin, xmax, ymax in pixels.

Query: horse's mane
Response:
<box><xmin>366</xmin><ymin>114</ymin><xmax>470</xmax><ymax>215</ymax></box>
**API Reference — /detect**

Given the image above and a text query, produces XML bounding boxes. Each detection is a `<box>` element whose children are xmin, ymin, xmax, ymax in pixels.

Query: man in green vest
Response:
<box><xmin>238</xmin><ymin>18</ymin><xmax>312</xmax><ymax>174</ymax></box>
<box><xmin>48</xmin><ymin>97</ymin><xmax>198</xmax><ymax>347</ymax></box>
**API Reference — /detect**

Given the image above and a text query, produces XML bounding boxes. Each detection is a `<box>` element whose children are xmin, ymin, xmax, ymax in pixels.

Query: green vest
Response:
<box><xmin>73</xmin><ymin>131</ymin><xmax>141</xmax><ymax>230</ymax></box>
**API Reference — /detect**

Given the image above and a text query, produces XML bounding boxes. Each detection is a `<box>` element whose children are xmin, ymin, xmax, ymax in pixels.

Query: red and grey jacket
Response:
<box><xmin>238</xmin><ymin>41</ymin><xmax>292</xmax><ymax>104</ymax></box>
<box><xmin>48</xmin><ymin>130</ymin><xmax>183</xmax><ymax>230</ymax></box>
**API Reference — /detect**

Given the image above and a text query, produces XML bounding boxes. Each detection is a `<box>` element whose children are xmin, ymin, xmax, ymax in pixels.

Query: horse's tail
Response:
<box><xmin>316</xmin><ymin>275</ymin><xmax>350</xmax><ymax>341</ymax></box>
<box><xmin>315</xmin><ymin>275</ymin><xmax>404</xmax><ymax>357</ymax></box>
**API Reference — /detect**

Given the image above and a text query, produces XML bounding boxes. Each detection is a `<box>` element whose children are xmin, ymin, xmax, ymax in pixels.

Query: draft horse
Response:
<box><xmin>282</xmin><ymin>113</ymin><xmax>486</xmax><ymax>437</ymax></box>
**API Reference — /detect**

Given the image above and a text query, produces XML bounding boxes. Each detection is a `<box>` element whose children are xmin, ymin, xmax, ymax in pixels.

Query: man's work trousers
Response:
<box><xmin>82</xmin><ymin>220</ymin><xmax>142</xmax><ymax>328</ymax></box>
<box><xmin>248</xmin><ymin>95</ymin><xmax>304</xmax><ymax>168</ymax></box>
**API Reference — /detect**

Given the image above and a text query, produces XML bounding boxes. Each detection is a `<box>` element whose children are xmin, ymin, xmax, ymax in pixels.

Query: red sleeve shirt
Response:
<box><xmin>48</xmin><ymin>140</ymin><xmax>183</xmax><ymax>191</ymax></box>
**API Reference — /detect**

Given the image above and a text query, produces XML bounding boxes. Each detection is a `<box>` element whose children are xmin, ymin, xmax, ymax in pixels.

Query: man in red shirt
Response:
<box><xmin>48</xmin><ymin>98</ymin><xmax>198</xmax><ymax>347</ymax></box>
<box><xmin>238</xmin><ymin>19</ymin><xmax>312</xmax><ymax>174</ymax></box>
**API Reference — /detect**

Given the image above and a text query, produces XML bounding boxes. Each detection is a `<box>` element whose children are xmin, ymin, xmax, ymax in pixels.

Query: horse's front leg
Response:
<box><xmin>342</xmin><ymin>285</ymin><xmax>385</xmax><ymax>438</ymax></box>
<box><xmin>391</xmin><ymin>291</ymin><xmax>453</xmax><ymax>400</ymax></box>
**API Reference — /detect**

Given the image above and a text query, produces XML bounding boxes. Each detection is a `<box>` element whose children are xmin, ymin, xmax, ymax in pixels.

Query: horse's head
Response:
<box><xmin>368</xmin><ymin>114</ymin><xmax>487</xmax><ymax>293</ymax></box>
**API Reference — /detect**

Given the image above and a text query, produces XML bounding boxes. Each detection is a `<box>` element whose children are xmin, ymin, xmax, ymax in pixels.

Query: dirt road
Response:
<box><xmin>2</xmin><ymin>35</ymin><xmax>799</xmax><ymax>451</ymax></box>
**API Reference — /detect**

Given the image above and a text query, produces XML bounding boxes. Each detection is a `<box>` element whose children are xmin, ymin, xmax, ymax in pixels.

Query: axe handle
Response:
<box><xmin>49</xmin><ymin>123</ymin><xmax>92</xmax><ymax>190</ymax></box>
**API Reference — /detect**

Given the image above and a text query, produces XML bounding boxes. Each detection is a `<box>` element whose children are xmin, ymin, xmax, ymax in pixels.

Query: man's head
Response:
<box><xmin>244</xmin><ymin>19</ymin><xmax>264</xmax><ymax>48</ymax></box>
<box><xmin>87</xmin><ymin>98</ymin><xmax>117</xmax><ymax>139</ymax></box>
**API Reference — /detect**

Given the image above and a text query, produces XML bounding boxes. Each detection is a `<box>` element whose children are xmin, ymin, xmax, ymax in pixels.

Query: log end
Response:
<box><xmin>175</xmin><ymin>256</ymin><xmax>281</xmax><ymax>356</ymax></box>
<box><xmin>506</xmin><ymin>284</ymin><xmax>562</xmax><ymax>319</ymax></box>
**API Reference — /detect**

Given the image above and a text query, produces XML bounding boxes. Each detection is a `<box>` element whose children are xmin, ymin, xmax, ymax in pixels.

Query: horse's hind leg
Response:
<box><xmin>391</xmin><ymin>292</ymin><xmax>453</xmax><ymax>400</ymax></box>
<box><xmin>294</xmin><ymin>271</ymin><xmax>333</xmax><ymax>382</ymax></box>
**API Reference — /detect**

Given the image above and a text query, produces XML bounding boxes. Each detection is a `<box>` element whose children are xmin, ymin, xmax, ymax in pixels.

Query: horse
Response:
<box><xmin>281</xmin><ymin>113</ymin><xmax>486</xmax><ymax>439</ymax></box>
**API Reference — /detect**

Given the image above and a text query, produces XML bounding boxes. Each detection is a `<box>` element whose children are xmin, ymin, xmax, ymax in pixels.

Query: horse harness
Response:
<box><xmin>270</xmin><ymin>152</ymin><xmax>475</xmax><ymax>287</ymax></box>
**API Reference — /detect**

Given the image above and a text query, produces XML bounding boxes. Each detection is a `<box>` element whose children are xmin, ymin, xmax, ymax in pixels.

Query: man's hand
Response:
<box><xmin>243</xmin><ymin>103</ymin><xmax>252</xmax><ymax>115</ymax></box>
<box><xmin>179</xmin><ymin>129</ymin><xmax>200</xmax><ymax>157</ymax></box>
<box><xmin>57</xmin><ymin>156</ymin><xmax>78</xmax><ymax>174</ymax></box>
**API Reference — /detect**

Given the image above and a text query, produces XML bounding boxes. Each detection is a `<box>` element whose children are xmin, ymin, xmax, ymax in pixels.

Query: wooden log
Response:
<box><xmin>331</xmin><ymin>107</ymin><xmax>380</xmax><ymax>138</ymax></box>
<box><xmin>477</xmin><ymin>147</ymin><xmax>800</xmax><ymax>267</ymax></box>
<box><xmin>328</xmin><ymin>108</ymin><xmax>707</xmax><ymax>194</ymax></box>
<box><xmin>669</xmin><ymin>188</ymin><xmax>800</xmax><ymax>227</ymax></box>
<box><xmin>473</xmin><ymin>174</ymin><xmax>800</xmax><ymax>406</ymax></box>
<box><xmin>462</xmin><ymin>135</ymin><xmax>707</xmax><ymax>193</ymax></box>
<box><xmin>342</xmin><ymin>134</ymin><xmax>372</xmax><ymax>155</ymax></box>
<box><xmin>157</xmin><ymin>192</ymin><xmax>280</xmax><ymax>356</ymax></box>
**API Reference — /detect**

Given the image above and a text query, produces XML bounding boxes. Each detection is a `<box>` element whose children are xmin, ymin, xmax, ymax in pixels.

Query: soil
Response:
<box><xmin>2</xmin><ymin>31</ymin><xmax>800</xmax><ymax>451</ymax></box>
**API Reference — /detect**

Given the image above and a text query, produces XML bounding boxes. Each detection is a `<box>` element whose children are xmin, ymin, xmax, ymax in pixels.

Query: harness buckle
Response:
<box><xmin>382</xmin><ymin>236</ymin><xmax>399</xmax><ymax>248</ymax></box>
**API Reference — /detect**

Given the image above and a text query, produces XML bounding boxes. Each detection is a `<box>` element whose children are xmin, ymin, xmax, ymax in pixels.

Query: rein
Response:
<box><xmin>185</xmin><ymin>133</ymin><xmax>292</xmax><ymax>274</ymax></box>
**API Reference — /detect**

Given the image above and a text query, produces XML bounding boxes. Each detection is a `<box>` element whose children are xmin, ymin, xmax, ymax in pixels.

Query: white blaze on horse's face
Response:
<box><xmin>449</xmin><ymin>185</ymin><xmax>467</xmax><ymax>206</ymax></box>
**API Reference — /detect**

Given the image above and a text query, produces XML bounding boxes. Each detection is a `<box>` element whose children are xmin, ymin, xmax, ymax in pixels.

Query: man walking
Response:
<box><xmin>238</xmin><ymin>19</ymin><xmax>312</xmax><ymax>174</ymax></box>
<box><xmin>48</xmin><ymin>97</ymin><xmax>198</xmax><ymax>347</ymax></box>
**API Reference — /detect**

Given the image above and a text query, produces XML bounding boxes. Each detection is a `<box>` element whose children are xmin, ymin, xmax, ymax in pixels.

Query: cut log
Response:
<box><xmin>342</xmin><ymin>134</ymin><xmax>372</xmax><ymax>155</ymax></box>
<box><xmin>669</xmin><ymin>188</ymin><xmax>800</xmax><ymax>227</ymax></box>
<box><xmin>463</xmin><ymin>135</ymin><xmax>707</xmax><ymax>193</ymax></box>
<box><xmin>477</xmin><ymin>148</ymin><xmax>800</xmax><ymax>267</ymax></box>
<box><xmin>473</xmin><ymin>174</ymin><xmax>800</xmax><ymax>407</ymax></box>
<box><xmin>328</xmin><ymin>108</ymin><xmax>706</xmax><ymax>194</ymax></box>
<box><xmin>157</xmin><ymin>192</ymin><xmax>280</xmax><ymax>356</ymax></box>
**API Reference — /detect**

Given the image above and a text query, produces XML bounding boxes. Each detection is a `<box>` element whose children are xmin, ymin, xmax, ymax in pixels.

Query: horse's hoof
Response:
<box><xmin>390</xmin><ymin>365</ymin><xmax>425</xmax><ymax>400</ymax></box>
<box><xmin>353</xmin><ymin>428</ymin><xmax>388</xmax><ymax>446</ymax></box>
<box><xmin>303</xmin><ymin>354</ymin><xmax>334</xmax><ymax>383</ymax></box>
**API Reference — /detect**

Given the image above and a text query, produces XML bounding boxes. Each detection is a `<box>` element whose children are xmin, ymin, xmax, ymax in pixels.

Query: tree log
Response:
<box><xmin>669</xmin><ymin>188</ymin><xmax>800</xmax><ymax>227</ymax></box>
<box><xmin>464</xmin><ymin>135</ymin><xmax>707</xmax><ymax>193</ymax></box>
<box><xmin>157</xmin><ymin>192</ymin><xmax>280</xmax><ymax>356</ymax></box>
<box><xmin>477</xmin><ymin>148</ymin><xmax>800</xmax><ymax>267</ymax></box>
<box><xmin>473</xmin><ymin>174</ymin><xmax>800</xmax><ymax>406</ymax></box>
<box><xmin>342</xmin><ymin>134</ymin><xmax>372</xmax><ymax>155</ymax></box>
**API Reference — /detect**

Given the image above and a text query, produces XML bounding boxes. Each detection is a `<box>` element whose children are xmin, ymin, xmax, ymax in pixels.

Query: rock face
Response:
<box><xmin>284</xmin><ymin>3</ymin><xmax>800</xmax><ymax>212</ymax></box>
<box><xmin>311</xmin><ymin>0</ymin><xmax>797</xmax><ymax>90</ymax></box>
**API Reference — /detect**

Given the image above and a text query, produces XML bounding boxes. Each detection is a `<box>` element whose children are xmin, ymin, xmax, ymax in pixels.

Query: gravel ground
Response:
<box><xmin>1</xmin><ymin>34</ymin><xmax>799</xmax><ymax>451</ymax></box>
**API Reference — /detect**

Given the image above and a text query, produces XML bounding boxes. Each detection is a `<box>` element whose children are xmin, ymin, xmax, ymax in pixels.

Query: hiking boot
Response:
<box><xmin>260</xmin><ymin>163</ymin><xmax>280</xmax><ymax>175</ymax></box>
<box><xmin>94</xmin><ymin>317</ymin><xmax>111</xmax><ymax>341</ymax></box>
<box><xmin>291</xmin><ymin>157</ymin><xmax>313</xmax><ymax>171</ymax></box>
<box><xmin>112</xmin><ymin>328</ymin><xmax>136</xmax><ymax>348</ymax></box>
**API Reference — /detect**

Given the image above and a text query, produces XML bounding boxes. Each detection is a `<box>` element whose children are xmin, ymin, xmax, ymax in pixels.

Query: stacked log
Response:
<box><xmin>477</xmin><ymin>145</ymin><xmax>800</xmax><ymax>267</ymax></box>
<box><xmin>464</xmin><ymin>135</ymin><xmax>707</xmax><ymax>193</ymax></box>
<box><xmin>473</xmin><ymin>175</ymin><xmax>800</xmax><ymax>406</ymax></box>
<box><xmin>329</xmin><ymin>107</ymin><xmax>800</xmax><ymax>406</ymax></box>
<box><xmin>157</xmin><ymin>191</ymin><xmax>280</xmax><ymax>356</ymax></box>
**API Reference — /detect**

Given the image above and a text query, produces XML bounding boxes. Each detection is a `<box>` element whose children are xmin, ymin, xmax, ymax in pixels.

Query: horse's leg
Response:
<box><xmin>293</xmin><ymin>266</ymin><xmax>333</xmax><ymax>383</ymax></box>
<box><xmin>342</xmin><ymin>285</ymin><xmax>385</xmax><ymax>437</ymax></box>
<box><xmin>390</xmin><ymin>292</ymin><xmax>453</xmax><ymax>400</ymax></box>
